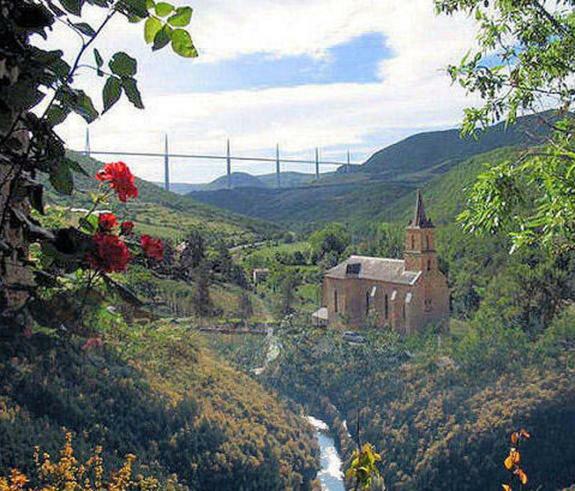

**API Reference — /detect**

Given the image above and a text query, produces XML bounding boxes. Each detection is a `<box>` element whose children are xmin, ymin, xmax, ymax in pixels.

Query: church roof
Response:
<box><xmin>325</xmin><ymin>255</ymin><xmax>421</xmax><ymax>285</ymax></box>
<box><xmin>409</xmin><ymin>189</ymin><xmax>434</xmax><ymax>228</ymax></box>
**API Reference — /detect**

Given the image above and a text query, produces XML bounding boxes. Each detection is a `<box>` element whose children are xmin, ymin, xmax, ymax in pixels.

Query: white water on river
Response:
<box><xmin>306</xmin><ymin>416</ymin><xmax>345</xmax><ymax>491</ymax></box>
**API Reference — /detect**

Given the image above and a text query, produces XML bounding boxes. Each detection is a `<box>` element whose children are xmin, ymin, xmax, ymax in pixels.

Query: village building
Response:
<box><xmin>316</xmin><ymin>191</ymin><xmax>449</xmax><ymax>333</ymax></box>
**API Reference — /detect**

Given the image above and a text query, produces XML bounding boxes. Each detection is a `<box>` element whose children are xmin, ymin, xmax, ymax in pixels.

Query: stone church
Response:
<box><xmin>317</xmin><ymin>191</ymin><xmax>449</xmax><ymax>333</ymax></box>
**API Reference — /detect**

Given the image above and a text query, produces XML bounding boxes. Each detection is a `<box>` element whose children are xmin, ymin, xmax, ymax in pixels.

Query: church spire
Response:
<box><xmin>409</xmin><ymin>189</ymin><xmax>433</xmax><ymax>228</ymax></box>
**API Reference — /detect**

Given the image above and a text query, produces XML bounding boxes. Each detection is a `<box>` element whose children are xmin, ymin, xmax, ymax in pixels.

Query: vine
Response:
<box><xmin>0</xmin><ymin>0</ymin><xmax>196</xmax><ymax>328</ymax></box>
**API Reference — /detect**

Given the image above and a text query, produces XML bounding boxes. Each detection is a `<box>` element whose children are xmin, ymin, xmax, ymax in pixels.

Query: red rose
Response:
<box><xmin>98</xmin><ymin>212</ymin><xmax>117</xmax><ymax>232</ymax></box>
<box><xmin>141</xmin><ymin>235</ymin><xmax>164</xmax><ymax>261</ymax></box>
<box><xmin>120</xmin><ymin>221</ymin><xmax>134</xmax><ymax>235</ymax></box>
<box><xmin>87</xmin><ymin>233</ymin><xmax>132</xmax><ymax>272</ymax></box>
<box><xmin>96</xmin><ymin>161</ymin><xmax>138</xmax><ymax>202</ymax></box>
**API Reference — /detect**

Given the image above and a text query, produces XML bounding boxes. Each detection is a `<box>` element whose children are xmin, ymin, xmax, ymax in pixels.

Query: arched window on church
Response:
<box><xmin>334</xmin><ymin>290</ymin><xmax>338</xmax><ymax>313</ymax></box>
<box><xmin>365</xmin><ymin>291</ymin><xmax>370</xmax><ymax>315</ymax></box>
<box><xmin>427</xmin><ymin>259</ymin><xmax>431</xmax><ymax>271</ymax></box>
<box><xmin>426</xmin><ymin>235</ymin><xmax>430</xmax><ymax>250</ymax></box>
<box><xmin>411</xmin><ymin>235</ymin><xmax>415</xmax><ymax>250</ymax></box>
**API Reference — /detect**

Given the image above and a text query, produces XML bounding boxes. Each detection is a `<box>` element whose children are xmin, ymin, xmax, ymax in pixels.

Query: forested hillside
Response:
<box><xmin>0</xmin><ymin>318</ymin><xmax>319</xmax><ymax>490</ymax></box>
<box><xmin>46</xmin><ymin>152</ymin><xmax>281</xmax><ymax>245</ymax></box>
<box><xmin>190</xmin><ymin>181</ymin><xmax>411</xmax><ymax>228</ymax></box>
<box><xmin>188</xmin><ymin>113</ymin><xmax>551</xmax><ymax>227</ymax></box>
<box><xmin>361</xmin><ymin>112</ymin><xmax>550</xmax><ymax>179</ymax></box>
<box><xmin>378</xmin><ymin>146</ymin><xmax>521</xmax><ymax>225</ymax></box>
<box><xmin>261</xmin><ymin>320</ymin><xmax>575</xmax><ymax>490</ymax></box>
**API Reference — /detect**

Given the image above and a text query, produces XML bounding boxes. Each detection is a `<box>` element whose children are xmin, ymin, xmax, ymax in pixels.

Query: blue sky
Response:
<box><xmin>53</xmin><ymin>0</ymin><xmax>478</xmax><ymax>183</ymax></box>
<box><xmin>142</xmin><ymin>32</ymin><xmax>391</xmax><ymax>93</ymax></box>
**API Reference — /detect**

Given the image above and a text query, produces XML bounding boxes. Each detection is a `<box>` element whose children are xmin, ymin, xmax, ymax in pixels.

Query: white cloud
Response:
<box><xmin>50</xmin><ymin>0</ymin><xmax>481</xmax><ymax>183</ymax></box>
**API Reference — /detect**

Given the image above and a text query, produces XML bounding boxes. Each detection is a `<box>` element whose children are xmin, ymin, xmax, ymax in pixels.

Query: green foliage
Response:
<box><xmin>309</xmin><ymin>223</ymin><xmax>351</xmax><ymax>263</ymax></box>
<box><xmin>0</xmin><ymin>317</ymin><xmax>319</xmax><ymax>490</ymax></box>
<box><xmin>435</xmin><ymin>0</ymin><xmax>575</xmax><ymax>252</ymax></box>
<box><xmin>143</xmin><ymin>0</ymin><xmax>197</xmax><ymax>57</ymax></box>
<box><xmin>261</xmin><ymin>321</ymin><xmax>575</xmax><ymax>490</ymax></box>
<box><xmin>0</xmin><ymin>0</ymin><xmax>197</xmax><ymax>316</ymax></box>
<box><xmin>192</xmin><ymin>261</ymin><xmax>213</xmax><ymax>316</ymax></box>
<box><xmin>345</xmin><ymin>443</ymin><xmax>382</xmax><ymax>490</ymax></box>
<box><xmin>102</xmin><ymin>76</ymin><xmax>122</xmax><ymax>113</ymax></box>
<box><xmin>270</xmin><ymin>266</ymin><xmax>301</xmax><ymax>318</ymax></box>
<box><xmin>45</xmin><ymin>152</ymin><xmax>278</xmax><ymax>246</ymax></box>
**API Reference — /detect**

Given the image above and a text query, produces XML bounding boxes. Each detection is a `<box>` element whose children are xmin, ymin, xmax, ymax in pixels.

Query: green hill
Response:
<box><xmin>187</xmin><ymin>113</ymin><xmax>552</xmax><ymax>228</ymax></box>
<box><xmin>379</xmin><ymin>146</ymin><xmax>522</xmax><ymax>226</ymax></box>
<box><xmin>46</xmin><ymin>152</ymin><xmax>282</xmax><ymax>245</ymax></box>
<box><xmin>163</xmin><ymin>171</ymin><xmax>319</xmax><ymax>194</ymax></box>
<box><xmin>361</xmin><ymin>112</ymin><xmax>550</xmax><ymax>182</ymax></box>
<box><xmin>0</xmin><ymin>319</ymin><xmax>318</xmax><ymax>489</ymax></box>
<box><xmin>190</xmin><ymin>180</ymin><xmax>412</xmax><ymax>228</ymax></box>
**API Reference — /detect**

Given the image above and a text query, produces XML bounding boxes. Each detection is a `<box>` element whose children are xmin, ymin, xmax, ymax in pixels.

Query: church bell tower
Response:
<box><xmin>404</xmin><ymin>190</ymin><xmax>437</xmax><ymax>273</ymax></box>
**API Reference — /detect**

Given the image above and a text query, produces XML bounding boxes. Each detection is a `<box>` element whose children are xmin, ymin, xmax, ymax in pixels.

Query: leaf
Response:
<box><xmin>121</xmin><ymin>77</ymin><xmax>144</xmax><ymax>109</ymax></box>
<box><xmin>117</xmin><ymin>0</ymin><xmax>148</xmax><ymax>17</ymax></box>
<box><xmin>59</xmin><ymin>0</ymin><xmax>82</xmax><ymax>15</ymax></box>
<box><xmin>171</xmin><ymin>28</ymin><xmax>197</xmax><ymax>58</ymax></box>
<box><xmin>79</xmin><ymin>215</ymin><xmax>98</xmax><ymax>233</ymax></box>
<box><xmin>45</xmin><ymin>105</ymin><xmax>69</xmax><ymax>126</ymax></box>
<box><xmin>20</xmin><ymin>175</ymin><xmax>45</xmax><ymax>215</ymax></box>
<box><xmin>144</xmin><ymin>16</ymin><xmax>162</xmax><ymax>44</ymax></box>
<box><xmin>103</xmin><ymin>274</ymin><xmax>145</xmax><ymax>306</ymax></box>
<box><xmin>501</xmin><ymin>485</ymin><xmax>512</xmax><ymax>491</ymax></box>
<box><xmin>519</xmin><ymin>429</ymin><xmax>531</xmax><ymax>439</ymax></box>
<box><xmin>49</xmin><ymin>162</ymin><xmax>74</xmax><ymax>195</ymax></box>
<box><xmin>167</xmin><ymin>6</ymin><xmax>192</xmax><ymax>27</ymax></box>
<box><xmin>155</xmin><ymin>2</ymin><xmax>173</xmax><ymax>17</ymax></box>
<box><xmin>72</xmin><ymin>21</ymin><xmax>95</xmax><ymax>36</ymax></box>
<box><xmin>10</xmin><ymin>207</ymin><xmax>55</xmax><ymax>241</ymax></box>
<box><xmin>145</xmin><ymin>0</ymin><xmax>154</xmax><ymax>8</ymax></box>
<box><xmin>109</xmin><ymin>51</ymin><xmax>137</xmax><ymax>77</ymax></box>
<box><xmin>94</xmin><ymin>48</ymin><xmax>103</xmax><ymax>68</ymax></box>
<box><xmin>72</xmin><ymin>90</ymin><xmax>99</xmax><ymax>123</ymax></box>
<box><xmin>152</xmin><ymin>24</ymin><xmax>172</xmax><ymax>50</ymax></box>
<box><xmin>102</xmin><ymin>76</ymin><xmax>122</xmax><ymax>113</ymax></box>
<box><xmin>66</xmin><ymin>158</ymin><xmax>89</xmax><ymax>176</ymax></box>
<box><xmin>514</xmin><ymin>468</ymin><xmax>528</xmax><ymax>485</ymax></box>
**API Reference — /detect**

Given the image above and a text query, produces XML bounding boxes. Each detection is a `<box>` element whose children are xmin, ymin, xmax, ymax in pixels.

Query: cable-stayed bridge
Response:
<box><xmin>79</xmin><ymin>128</ymin><xmax>359</xmax><ymax>191</ymax></box>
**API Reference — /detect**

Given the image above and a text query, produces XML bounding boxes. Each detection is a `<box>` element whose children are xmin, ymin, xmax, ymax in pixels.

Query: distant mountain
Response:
<box><xmin>188</xmin><ymin>112</ymin><xmax>554</xmax><ymax>227</ymax></box>
<box><xmin>158</xmin><ymin>171</ymin><xmax>320</xmax><ymax>194</ymax></box>
<box><xmin>361</xmin><ymin>111</ymin><xmax>552</xmax><ymax>183</ymax></box>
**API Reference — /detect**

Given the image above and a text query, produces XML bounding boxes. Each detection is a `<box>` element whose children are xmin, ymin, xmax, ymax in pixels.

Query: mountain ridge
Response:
<box><xmin>187</xmin><ymin>112</ymin><xmax>555</xmax><ymax>227</ymax></box>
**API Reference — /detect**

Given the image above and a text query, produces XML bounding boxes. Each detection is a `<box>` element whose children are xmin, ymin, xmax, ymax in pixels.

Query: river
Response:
<box><xmin>306</xmin><ymin>416</ymin><xmax>345</xmax><ymax>491</ymax></box>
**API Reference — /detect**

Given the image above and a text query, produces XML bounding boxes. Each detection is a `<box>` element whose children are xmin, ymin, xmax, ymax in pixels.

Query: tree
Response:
<box><xmin>0</xmin><ymin>0</ymin><xmax>196</xmax><ymax>326</ymax></box>
<box><xmin>192</xmin><ymin>260</ymin><xmax>212</xmax><ymax>316</ymax></box>
<box><xmin>179</xmin><ymin>228</ymin><xmax>205</xmax><ymax>279</ymax></box>
<box><xmin>272</xmin><ymin>268</ymin><xmax>300</xmax><ymax>318</ymax></box>
<box><xmin>212</xmin><ymin>241</ymin><xmax>233</xmax><ymax>279</ymax></box>
<box><xmin>238</xmin><ymin>290</ymin><xmax>253</xmax><ymax>325</ymax></box>
<box><xmin>435</xmin><ymin>0</ymin><xmax>575</xmax><ymax>252</ymax></box>
<box><xmin>309</xmin><ymin>223</ymin><xmax>351</xmax><ymax>263</ymax></box>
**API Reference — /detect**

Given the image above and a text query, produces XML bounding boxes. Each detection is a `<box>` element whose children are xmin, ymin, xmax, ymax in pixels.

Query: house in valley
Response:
<box><xmin>317</xmin><ymin>191</ymin><xmax>449</xmax><ymax>333</ymax></box>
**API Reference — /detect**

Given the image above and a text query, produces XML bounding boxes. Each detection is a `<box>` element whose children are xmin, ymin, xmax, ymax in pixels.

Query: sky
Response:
<box><xmin>46</xmin><ymin>0</ymin><xmax>480</xmax><ymax>184</ymax></box>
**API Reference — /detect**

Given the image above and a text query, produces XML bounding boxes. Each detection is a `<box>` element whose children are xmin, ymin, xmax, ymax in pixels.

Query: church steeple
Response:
<box><xmin>404</xmin><ymin>190</ymin><xmax>437</xmax><ymax>273</ymax></box>
<box><xmin>409</xmin><ymin>190</ymin><xmax>433</xmax><ymax>229</ymax></box>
